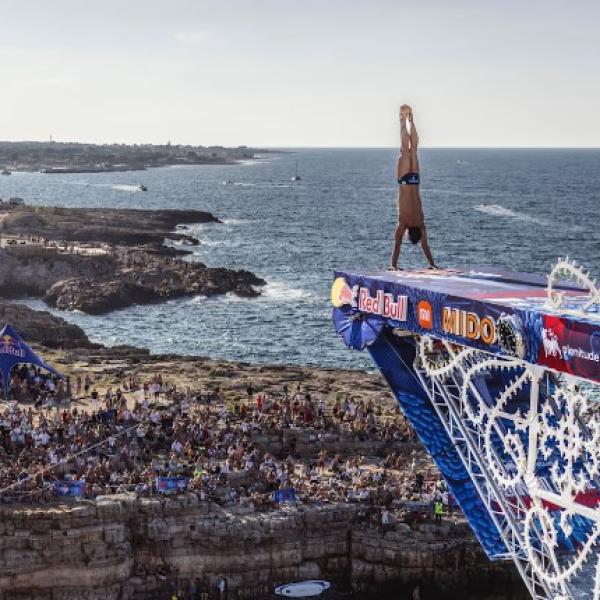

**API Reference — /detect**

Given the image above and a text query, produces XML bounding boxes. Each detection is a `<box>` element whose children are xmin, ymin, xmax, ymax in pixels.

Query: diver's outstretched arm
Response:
<box><xmin>390</xmin><ymin>223</ymin><xmax>407</xmax><ymax>269</ymax></box>
<box><xmin>420</xmin><ymin>226</ymin><xmax>437</xmax><ymax>268</ymax></box>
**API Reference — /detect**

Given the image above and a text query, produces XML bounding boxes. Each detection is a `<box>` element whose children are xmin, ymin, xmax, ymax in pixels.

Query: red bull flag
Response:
<box><xmin>0</xmin><ymin>324</ymin><xmax>63</xmax><ymax>398</ymax></box>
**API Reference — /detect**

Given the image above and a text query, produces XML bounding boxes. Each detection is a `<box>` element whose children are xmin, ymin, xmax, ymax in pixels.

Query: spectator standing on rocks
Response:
<box><xmin>381</xmin><ymin>507</ymin><xmax>392</xmax><ymax>532</ymax></box>
<box><xmin>434</xmin><ymin>499</ymin><xmax>443</xmax><ymax>524</ymax></box>
<box><xmin>218</xmin><ymin>576</ymin><xmax>227</xmax><ymax>600</ymax></box>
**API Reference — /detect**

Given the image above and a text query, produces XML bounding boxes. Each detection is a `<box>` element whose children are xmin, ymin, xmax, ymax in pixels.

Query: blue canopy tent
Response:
<box><xmin>0</xmin><ymin>324</ymin><xmax>64</xmax><ymax>399</ymax></box>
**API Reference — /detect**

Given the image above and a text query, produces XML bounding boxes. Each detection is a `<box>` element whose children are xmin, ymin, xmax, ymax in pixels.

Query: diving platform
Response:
<box><xmin>332</xmin><ymin>261</ymin><xmax>600</xmax><ymax>600</ymax></box>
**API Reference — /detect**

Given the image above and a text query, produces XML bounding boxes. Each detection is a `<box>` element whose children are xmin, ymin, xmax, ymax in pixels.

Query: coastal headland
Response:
<box><xmin>0</xmin><ymin>203</ymin><xmax>265</xmax><ymax>314</ymax></box>
<box><xmin>0</xmin><ymin>141</ymin><xmax>267</xmax><ymax>173</ymax></box>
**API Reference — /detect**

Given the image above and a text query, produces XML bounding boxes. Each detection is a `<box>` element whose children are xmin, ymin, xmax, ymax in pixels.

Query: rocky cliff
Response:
<box><xmin>1</xmin><ymin>206</ymin><xmax>219</xmax><ymax>246</ymax></box>
<box><xmin>0</xmin><ymin>495</ymin><xmax>525</xmax><ymax>600</ymax></box>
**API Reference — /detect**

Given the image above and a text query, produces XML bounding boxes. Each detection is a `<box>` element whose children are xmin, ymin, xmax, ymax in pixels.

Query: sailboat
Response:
<box><xmin>291</xmin><ymin>160</ymin><xmax>301</xmax><ymax>181</ymax></box>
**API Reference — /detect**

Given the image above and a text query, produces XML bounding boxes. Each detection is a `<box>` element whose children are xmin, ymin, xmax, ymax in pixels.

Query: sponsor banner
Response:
<box><xmin>156</xmin><ymin>476</ymin><xmax>190</xmax><ymax>494</ymax></box>
<box><xmin>332</xmin><ymin>270</ymin><xmax>599</xmax><ymax>381</ymax></box>
<box><xmin>441</xmin><ymin>307</ymin><xmax>496</xmax><ymax>345</ymax></box>
<box><xmin>54</xmin><ymin>480</ymin><xmax>86</xmax><ymax>497</ymax></box>
<box><xmin>331</xmin><ymin>277</ymin><xmax>408</xmax><ymax>321</ymax></box>
<box><xmin>417</xmin><ymin>300</ymin><xmax>433</xmax><ymax>329</ymax></box>
<box><xmin>0</xmin><ymin>334</ymin><xmax>26</xmax><ymax>358</ymax></box>
<box><xmin>273</xmin><ymin>487</ymin><xmax>297</xmax><ymax>504</ymax></box>
<box><xmin>537</xmin><ymin>315</ymin><xmax>600</xmax><ymax>381</ymax></box>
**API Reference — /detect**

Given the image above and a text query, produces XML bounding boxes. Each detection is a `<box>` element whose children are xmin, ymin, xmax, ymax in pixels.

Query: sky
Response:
<box><xmin>1</xmin><ymin>0</ymin><xmax>599</xmax><ymax>147</ymax></box>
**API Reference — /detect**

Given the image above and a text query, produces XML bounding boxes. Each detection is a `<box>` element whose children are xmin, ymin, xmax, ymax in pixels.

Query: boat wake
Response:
<box><xmin>111</xmin><ymin>184</ymin><xmax>143</xmax><ymax>192</ymax></box>
<box><xmin>474</xmin><ymin>203</ymin><xmax>545</xmax><ymax>224</ymax></box>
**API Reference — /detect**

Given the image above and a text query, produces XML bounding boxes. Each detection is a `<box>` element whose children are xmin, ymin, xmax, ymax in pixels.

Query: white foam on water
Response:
<box><xmin>261</xmin><ymin>281</ymin><xmax>315</xmax><ymax>301</ymax></box>
<box><xmin>229</xmin><ymin>182</ymin><xmax>291</xmax><ymax>189</ymax></box>
<box><xmin>112</xmin><ymin>184</ymin><xmax>142</xmax><ymax>192</ymax></box>
<box><xmin>474</xmin><ymin>204</ymin><xmax>520</xmax><ymax>217</ymax></box>
<box><xmin>222</xmin><ymin>218</ymin><xmax>254</xmax><ymax>226</ymax></box>
<box><xmin>474</xmin><ymin>203</ymin><xmax>587</xmax><ymax>232</ymax></box>
<box><xmin>197</xmin><ymin>239</ymin><xmax>226</xmax><ymax>247</ymax></box>
<box><xmin>184</xmin><ymin>295</ymin><xmax>208</xmax><ymax>305</ymax></box>
<box><xmin>215</xmin><ymin>282</ymin><xmax>314</xmax><ymax>304</ymax></box>
<box><xmin>473</xmin><ymin>203</ymin><xmax>548</xmax><ymax>225</ymax></box>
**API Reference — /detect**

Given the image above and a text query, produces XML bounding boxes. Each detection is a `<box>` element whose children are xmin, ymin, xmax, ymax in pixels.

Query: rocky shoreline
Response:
<box><xmin>0</xmin><ymin>204</ymin><xmax>266</xmax><ymax>314</ymax></box>
<box><xmin>0</xmin><ymin>498</ymin><xmax>525</xmax><ymax>600</ymax></box>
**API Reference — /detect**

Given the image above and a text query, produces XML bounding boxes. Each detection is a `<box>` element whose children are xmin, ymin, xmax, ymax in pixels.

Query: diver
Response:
<box><xmin>390</xmin><ymin>105</ymin><xmax>437</xmax><ymax>270</ymax></box>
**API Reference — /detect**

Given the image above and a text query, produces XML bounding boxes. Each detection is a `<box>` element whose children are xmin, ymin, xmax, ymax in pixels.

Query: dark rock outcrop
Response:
<box><xmin>1</xmin><ymin>206</ymin><xmax>220</xmax><ymax>247</ymax></box>
<box><xmin>0</xmin><ymin>205</ymin><xmax>266</xmax><ymax>314</ymax></box>
<box><xmin>0</xmin><ymin>302</ymin><xmax>95</xmax><ymax>348</ymax></box>
<box><xmin>43</xmin><ymin>260</ymin><xmax>265</xmax><ymax>314</ymax></box>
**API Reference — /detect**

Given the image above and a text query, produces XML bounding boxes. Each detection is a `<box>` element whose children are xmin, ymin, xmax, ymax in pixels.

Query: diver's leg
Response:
<box><xmin>397</xmin><ymin>106</ymin><xmax>411</xmax><ymax>179</ymax></box>
<box><xmin>409</xmin><ymin>111</ymin><xmax>419</xmax><ymax>173</ymax></box>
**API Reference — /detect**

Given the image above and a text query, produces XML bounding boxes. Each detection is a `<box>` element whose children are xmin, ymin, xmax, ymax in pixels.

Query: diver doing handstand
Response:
<box><xmin>390</xmin><ymin>105</ymin><xmax>437</xmax><ymax>270</ymax></box>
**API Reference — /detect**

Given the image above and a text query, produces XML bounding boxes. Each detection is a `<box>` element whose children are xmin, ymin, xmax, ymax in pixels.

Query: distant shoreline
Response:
<box><xmin>0</xmin><ymin>140</ymin><xmax>277</xmax><ymax>174</ymax></box>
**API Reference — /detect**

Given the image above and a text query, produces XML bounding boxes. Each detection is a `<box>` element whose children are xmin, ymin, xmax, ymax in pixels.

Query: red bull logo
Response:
<box><xmin>331</xmin><ymin>277</ymin><xmax>358</xmax><ymax>308</ymax></box>
<box><xmin>0</xmin><ymin>334</ymin><xmax>25</xmax><ymax>358</ymax></box>
<box><xmin>331</xmin><ymin>278</ymin><xmax>407</xmax><ymax>321</ymax></box>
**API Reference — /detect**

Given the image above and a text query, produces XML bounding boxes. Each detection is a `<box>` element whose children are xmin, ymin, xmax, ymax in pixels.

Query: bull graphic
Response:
<box><xmin>542</xmin><ymin>328</ymin><xmax>562</xmax><ymax>359</ymax></box>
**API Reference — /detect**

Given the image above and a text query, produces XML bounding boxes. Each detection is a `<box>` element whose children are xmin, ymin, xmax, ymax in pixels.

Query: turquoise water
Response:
<box><xmin>3</xmin><ymin>148</ymin><xmax>599</xmax><ymax>369</ymax></box>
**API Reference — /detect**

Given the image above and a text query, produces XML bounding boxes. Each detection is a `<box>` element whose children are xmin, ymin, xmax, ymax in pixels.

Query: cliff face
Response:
<box><xmin>0</xmin><ymin>249</ymin><xmax>116</xmax><ymax>298</ymax></box>
<box><xmin>0</xmin><ymin>495</ymin><xmax>526</xmax><ymax>600</ymax></box>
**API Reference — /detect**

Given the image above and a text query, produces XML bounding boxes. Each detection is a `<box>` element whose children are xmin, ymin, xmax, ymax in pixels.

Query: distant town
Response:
<box><xmin>0</xmin><ymin>141</ymin><xmax>266</xmax><ymax>173</ymax></box>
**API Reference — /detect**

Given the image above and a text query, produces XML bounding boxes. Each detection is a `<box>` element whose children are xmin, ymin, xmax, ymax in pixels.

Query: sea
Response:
<box><xmin>1</xmin><ymin>148</ymin><xmax>599</xmax><ymax>370</ymax></box>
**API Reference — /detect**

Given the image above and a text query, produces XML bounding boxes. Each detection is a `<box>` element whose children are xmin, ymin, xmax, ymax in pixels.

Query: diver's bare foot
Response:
<box><xmin>400</xmin><ymin>104</ymin><xmax>411</xmax><ymax>118</ymax></box>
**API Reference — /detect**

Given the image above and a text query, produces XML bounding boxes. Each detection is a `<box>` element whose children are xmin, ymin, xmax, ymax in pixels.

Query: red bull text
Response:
<box><xmin>0</xmin><ymin>336</ymin><xmax>25</xmax><ymax>358</ymax></box>
<box><xmin>357</xmin><ymin>288</ymin><xmax>408</xmax><ymax>321</ymax></box>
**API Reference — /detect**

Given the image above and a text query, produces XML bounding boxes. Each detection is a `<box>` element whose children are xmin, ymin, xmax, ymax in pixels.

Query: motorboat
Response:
<box><xmin>138</xmin><ymin>184</ymin><xmax>148</xmax><ymax>192</ymax></box>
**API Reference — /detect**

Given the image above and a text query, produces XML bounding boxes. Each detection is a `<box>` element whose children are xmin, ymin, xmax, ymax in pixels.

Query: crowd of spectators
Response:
<box><xmin>0</xmin><ymin>367</ymin><xmax>448</xmax><ymax>524</ymax></box>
